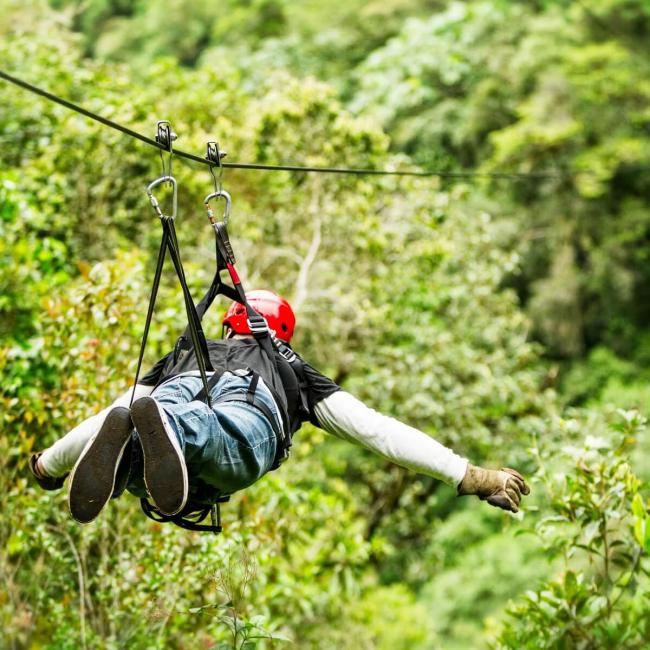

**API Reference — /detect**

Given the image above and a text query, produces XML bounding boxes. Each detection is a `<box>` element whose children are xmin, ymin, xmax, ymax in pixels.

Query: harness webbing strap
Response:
<box><xmin>162</xmin><ymin>219</ymin><xmax>213</xmax><ymax>403</ymax></box>
<box><xmin>131</xmin><ymin>233</ymin><xmax>168</xmax><ymax>405</ymax></box>
<box><xmin>190</xmin><ymin>368</ymin><xmax>287</xmax><ymax>467</ymax></box>
<box><xmin>132</xmin><ymin>212</ymin><xmax>213</xmax><ymax>407</ymax></box>
<box><xmin>180</xmin><ymin>215</ymin><xmax>282</xmax><ymax>382</ymax></box>
<box><xmin>213</xmin><ymin>234</ymin><xmax>258</xmax><ymax>321</ymax></box>
<box><xmin>191</xmin><ymin>369</ymin><xmax>224</xmax><ymax>404</ymax></box>
<box><xmin>140</xmin><ymin>497</ymin><xmax>228</xmax><ymax>534</ymax></box>
<box><xmin>177</xmin><ymin>224</ymin><xmax>241</xmax><ymax>346</ymax></box>
<box><xmin>214</xmin><ymin>392</ymin><xmax>282</xmax><ymax>441</ymax></box>
<box><xmin>247</xmin><ymin>372</ymin><xmax>259</xmax><ymax>404</ymax></box>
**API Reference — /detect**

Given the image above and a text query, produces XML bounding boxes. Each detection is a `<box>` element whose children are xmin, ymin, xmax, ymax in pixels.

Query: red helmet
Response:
<box><xmin>223</xmin><ymin>290</ymin><xmax>296</xmax><ymax>343</ymax></box>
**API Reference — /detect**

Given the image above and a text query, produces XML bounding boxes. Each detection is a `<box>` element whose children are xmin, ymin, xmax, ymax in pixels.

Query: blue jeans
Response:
<box><xmin>127</xmin><ymin>371</ymin><xmax>279</xmax><ymax>502</ymax></box>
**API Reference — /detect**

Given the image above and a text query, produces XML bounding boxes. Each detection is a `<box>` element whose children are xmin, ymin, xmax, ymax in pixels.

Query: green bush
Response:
<box><xmin>497</xmin><ymin>411</ymin><xmax>650</xmax><ymax>649</ymax></box>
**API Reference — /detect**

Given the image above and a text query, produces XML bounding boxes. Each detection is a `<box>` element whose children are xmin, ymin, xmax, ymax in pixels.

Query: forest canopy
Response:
<box><xmin>1</xmin><ymin>0</ymin><xmax>649</xmax><ymax>648</ymax></box>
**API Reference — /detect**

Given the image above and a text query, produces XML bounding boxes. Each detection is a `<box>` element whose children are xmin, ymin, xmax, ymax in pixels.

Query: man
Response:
<box><xmin>30</xmin><ymin>290</ymin><xmax>530</xmax><ymax>527</ymax></box>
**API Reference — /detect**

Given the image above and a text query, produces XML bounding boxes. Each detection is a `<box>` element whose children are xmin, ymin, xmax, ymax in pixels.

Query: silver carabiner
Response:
<box><xmin>147</xmin><ymin>175</ymin><xmax>178</xmax><ymax>220</ymax></box>
<box><xmin>204</xmin><ymin>190</ymin><xmax>231</xmax><ymax>225</ymax></box>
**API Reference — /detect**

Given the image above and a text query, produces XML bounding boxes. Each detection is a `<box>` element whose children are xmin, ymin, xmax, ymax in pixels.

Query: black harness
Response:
<box><xmin>132</xmin><ymin>177</ymin><xmax>303</xmax><ymax>533</ymax></box>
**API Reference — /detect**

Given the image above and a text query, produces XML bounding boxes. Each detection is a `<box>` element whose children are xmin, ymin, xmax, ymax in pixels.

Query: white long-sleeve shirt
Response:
<box><xmin>314</xmin><ymin>391</ymin><xmax>467</xmax><ymax>485</ymax></box>
<box><xmin>40</xmin><ymin>384</ymin><xmax>468</xmax><ymax>487</ymax></box>
<box><xmin>39</xmin><ymin>384</ymin><xmax>154</xmax><ymax>479</ymax></box>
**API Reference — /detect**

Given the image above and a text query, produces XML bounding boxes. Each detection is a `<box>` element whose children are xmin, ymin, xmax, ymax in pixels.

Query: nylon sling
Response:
<box><xmin>132</xmin><ymin>176</ymin><xmax>213</xmax><ymax>407</ymax></box>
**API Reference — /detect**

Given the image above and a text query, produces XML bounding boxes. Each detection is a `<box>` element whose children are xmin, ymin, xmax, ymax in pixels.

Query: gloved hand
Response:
<box><xmin>457</xmin><ymin>463</ymin><xmax>530</xmax><ymax>513</ymax></box>
<box><xmin>29</xmin><ymin>452</ymin><xmax>67</xmax><ymax>491</ymax></box>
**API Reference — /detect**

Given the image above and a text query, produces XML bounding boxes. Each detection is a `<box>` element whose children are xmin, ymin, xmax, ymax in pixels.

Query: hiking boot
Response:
<box><xmin>68</xmin><ymin>406</ymin><xmax>133</xmax><ymax>524</ymax></box>
<box><xmin>131</xmin><ymin>396</ymin><xmax>188</xmax><ymax>517</ymax></box>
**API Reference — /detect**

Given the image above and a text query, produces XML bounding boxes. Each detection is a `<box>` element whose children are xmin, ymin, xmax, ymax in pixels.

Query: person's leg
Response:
<box><xmin>128</xmin><ymin>373</ymin><xmax>219</xmax><ymax>515</ymax></box>
<box><xmin>99</xmin><ymin>371</ymin><xmax>281</xmax><ymax>522</ymax></box>
<box><xmin>64</xmin><ymin>385</ymin><xmax>154</xmax><ymax>523</ymax></box>
<box><xmin>66</xmin><ymin>376</ymin><xmax>203</xmax><ymax>522</ymax></box>
<box><xmin>67</xmin><ymin>407</ymin><xmax>134</xmax><ymax>523</ymax></box>
<box><xmin>138</xmin><ymin>372</ymin><xmax>280</xmax><ymax>498</ymax></box>
<box><xmin>158</xmin><ymin>372</ymin><xmax>279</xmax><ymax>495</ymax></box>
<box><xmin>198</xmin><ymin>375</ymin><xmax>279</xmax><ymax>494</ymax></box>
<box><xmin>130</xmin><ymin>395</ymin><xmax>189</xmax><ymax>516</ymax></box>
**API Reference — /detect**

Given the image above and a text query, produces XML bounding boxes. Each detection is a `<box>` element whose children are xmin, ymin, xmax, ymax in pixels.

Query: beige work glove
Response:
<box><xmin>457</xmin><ymin>464</ymin><xmax>530</xmax><ymax>513</ymax></box>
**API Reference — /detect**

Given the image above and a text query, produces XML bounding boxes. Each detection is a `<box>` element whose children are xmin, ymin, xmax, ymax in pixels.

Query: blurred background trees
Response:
<box><xmin>1</xmin><ymin>0</ymin><xmax>648</xmax><ymax>647</ymax></box>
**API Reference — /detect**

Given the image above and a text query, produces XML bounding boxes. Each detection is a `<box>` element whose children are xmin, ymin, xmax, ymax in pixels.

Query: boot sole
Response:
<box><xmin>68</xmin><ymin>406</ymin><xmax>133</xmax><ymax>524</ymax></box>
<box><xmin>131</xmin><ymin>396</ymin><xmax>188</xmax><ymax>516</ymax></box>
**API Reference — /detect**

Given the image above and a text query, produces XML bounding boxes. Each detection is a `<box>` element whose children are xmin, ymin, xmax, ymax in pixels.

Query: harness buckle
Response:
<box><xmin>273</xmin><ymin>447</ymin><xmax>291</xmax><ymax>470</ymax></box>
<box><xmin>247</xmin><ymin>314</ymin><xmax>269</xmax><ymax>335</ymax></box>
<box><xmin>276</xmin><ymin>343</ymin><xmax>297</xmax><ymax>363</ymax></box>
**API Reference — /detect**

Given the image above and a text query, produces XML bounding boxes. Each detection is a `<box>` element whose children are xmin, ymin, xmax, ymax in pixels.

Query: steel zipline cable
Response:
<box><xmin>0</xmin><ymin>68</ymin><xmax>568</xmax><ymax>180</ymax></box>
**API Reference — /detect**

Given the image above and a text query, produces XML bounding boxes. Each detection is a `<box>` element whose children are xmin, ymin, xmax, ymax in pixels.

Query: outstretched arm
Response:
<box><xmin>314</xmin><ymin>390</ymin><xmax>468</xmax><ymax>486</ymax></box>
<box><xmin>35</xmin><ymin>384</ymin><xmax>154</xmax><ymax>480</ymax></box>
<box><xmin>31</xmin><ymin>351</ymin><xmax>174</xmax><ymax>486</ymax></box>
<box><xmin>314</xmin><ymin>390</ymin><xmax>529</xmax><ymax>512</ymax></box>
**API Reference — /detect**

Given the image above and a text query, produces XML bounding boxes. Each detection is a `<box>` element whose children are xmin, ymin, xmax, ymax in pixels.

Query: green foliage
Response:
<box><xmin>59</xmin><ymin>0</ymin><xmax>437</xmax><ymax>83</ymax></box>
<box><xmin>417</xmin><ymin>510</ymin><xmax>552</xmax><ymax>649</ymax></box>
<box><xmin>497</xmin><ymin>411</ymin><xmax>650</xmax><ymax>649</ymax></box>
<box><xmin>349</xmin><ymin>0</ymin><xmax>650</xmax><ymax>365</ymax></box>
<box><xmin>2</xmin><ymin>0</ymin><xmax>649</xmax><ymax>648</ymax></box>
<box><xmin>2</xmin><ymin>4</ymin><xmax>538</xmax><ymax>646</ymax></box>
<box><xmin>40</xmin><ymin>0</ymin><xmax>650</xmax><ymax>365</ymax></box>
<box><xmin>351</xmin><ymin>1</ymin><xmax>537</xmax><ymax>167</ymax></box>
<box><xmin>561</xmin><ymin>346</ymin><xmax>641</xmax><ymax>405</ymax></box>
<box><xmin>0</xmin><ymin>179</ymin><xmax>71</xmax><ymax>343</ymax></box>
<box><xmin>0</xmin><ymin>253</ymin><xmax>378</xmax><ymax>648</ymax></box>
<box><xmin>188</xmin><ymin>550</ymin><xmax>292</xmax><ymax>649</ymax></box>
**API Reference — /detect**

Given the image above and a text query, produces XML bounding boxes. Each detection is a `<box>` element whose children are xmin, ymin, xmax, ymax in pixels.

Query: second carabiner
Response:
<box><xmin>204</xmin><ymin>190</ymin><xmax>232</xmax><ymax>225</ymax></box>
